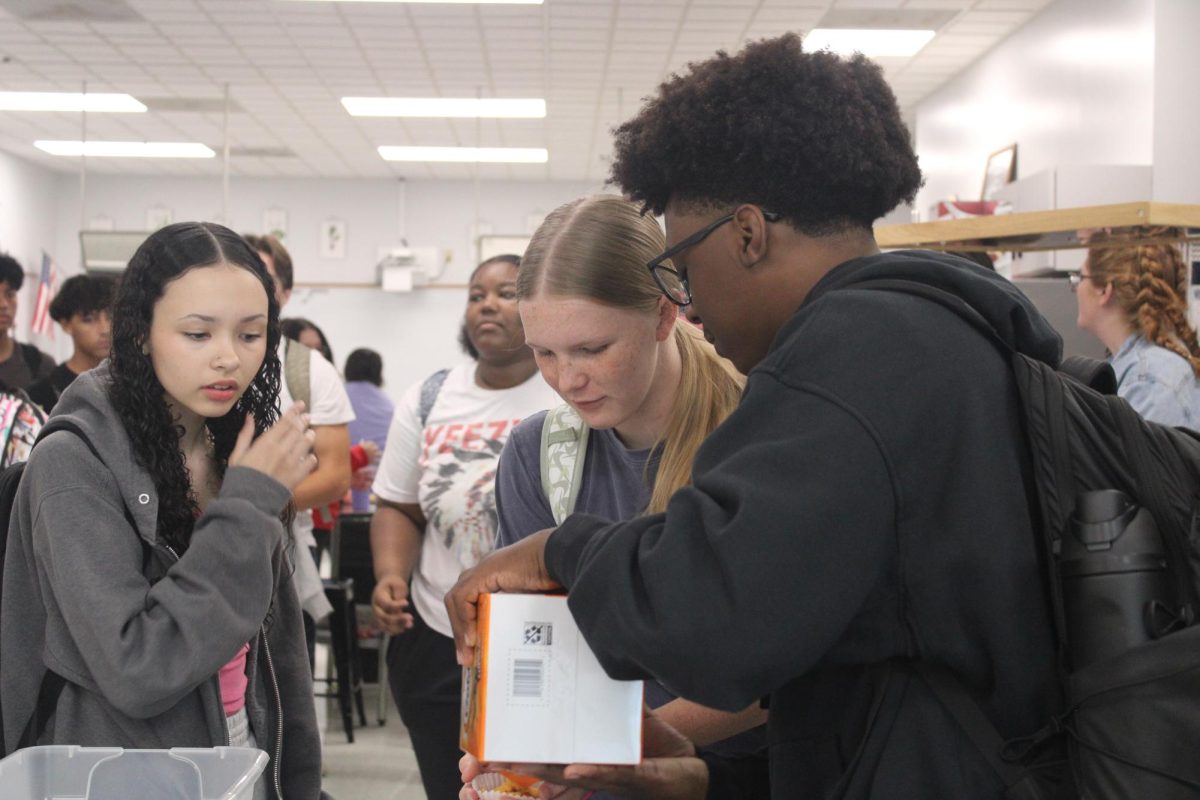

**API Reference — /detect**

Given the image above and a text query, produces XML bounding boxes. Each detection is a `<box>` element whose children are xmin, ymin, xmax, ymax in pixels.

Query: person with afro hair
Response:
<box><xmin>27</xmin><ymin>273</ymin><xmax>115</xmax><ymax>412</ymax></box>
<box><xmin>450</xmin><ymin>33</ymin><xmax>1064</xmax><ymax>800</ymax></box>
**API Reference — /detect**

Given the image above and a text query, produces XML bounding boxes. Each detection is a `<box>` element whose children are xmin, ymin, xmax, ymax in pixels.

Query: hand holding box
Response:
<box><xmin>460</xmin><ymin>593</ymin><xmax>643</xmax><ymax>765</ymax></box>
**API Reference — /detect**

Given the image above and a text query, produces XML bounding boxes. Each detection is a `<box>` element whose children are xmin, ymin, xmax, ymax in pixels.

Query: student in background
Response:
<box><xmin>344</xmin><ymin>348</ymin><xmax>394</xmax><ymax>512</ymax></box>
<box><xmin>279</xmin><ymin>317</ymin><xmax>377</xmax><ymax>556</ymax></box>
<box><xmin>0</xmin><ymin>252</ymin><xmax>55</xmax><ymax>391</ymax></box>
<box><xmin>1074</xmin><ymin>227</ymin><xmax>1200</xmax><ymax>429</ymax></box>
<box><xmin>245</xmin><ymin>233</ymin><xmax>352</xmax><ymax>641</ymax></box>
<box><xmin>27</xmin><ymin>273</ymin><xmax>115</xmax><ymax>412</ymax></box>
<box><xmin>370</xmin><ymin>254</ymin><xmax>557</xmax><ymax>800</ymax></box>
<box><xmin>281</xmin><ymin>317</ymin><xmax>334</xmax><ymax>364</ymax></box>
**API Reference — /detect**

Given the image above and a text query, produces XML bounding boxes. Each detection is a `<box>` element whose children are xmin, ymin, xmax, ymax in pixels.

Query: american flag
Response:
<box><xmin>31</xmin><ymin>251</ymin><xmax>56</xmax><ymax>338</ymax></box>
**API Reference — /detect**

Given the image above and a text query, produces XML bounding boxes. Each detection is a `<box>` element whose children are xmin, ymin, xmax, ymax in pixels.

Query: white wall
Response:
<box><xmin>52</xmin><ymin>173</ymin><xmax>601</xmax><ymax>392</ymax></box>
<box><xmin>914</xmin><ymin>0</ymin><xmax>1156</xmax><ymax>215</ymax></box>
<box><xmin>1151</xmin><ymin>0</ymin><xmax>1200</xmax><ymax>203</ymax></box>
<box><xmin>0</xmin><ymin>149</ymin><xmax>70</xmax><ymax>359</ymax></box>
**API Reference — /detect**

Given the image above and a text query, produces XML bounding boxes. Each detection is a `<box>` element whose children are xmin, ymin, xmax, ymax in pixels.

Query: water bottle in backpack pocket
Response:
<box><xmin>1055</xmin><ymin>490</ymin><xmax>1200</xmax><ymax>799</ymax></box>
<box><xmin>1060</xmin><ymin>490</ymin><xmax>1176</xmax><ymax>670</ymax></box>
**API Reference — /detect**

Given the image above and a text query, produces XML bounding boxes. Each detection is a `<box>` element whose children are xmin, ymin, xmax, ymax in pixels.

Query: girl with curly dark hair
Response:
<box><xmin>1</xmin><ymin>221</ymin><xmax>325</xmax><ymax>799</ymax></box>
<box><xmin>1075</xmin><ymin>226</ymin><xmax>1200</xmax><ymax>429</ymax></box>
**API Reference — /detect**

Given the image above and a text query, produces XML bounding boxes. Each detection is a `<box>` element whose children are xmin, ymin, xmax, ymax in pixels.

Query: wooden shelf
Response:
<box><xmin>874</xmin><ymin>201</ymin><xmax>1200</xmax><ymax>252</ymax></box>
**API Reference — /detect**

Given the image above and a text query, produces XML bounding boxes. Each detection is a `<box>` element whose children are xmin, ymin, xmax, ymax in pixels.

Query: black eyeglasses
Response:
<box><xmin>647</xmin><ymin>210</ymin><xmax>782</xmax><ymax>306</ymax></box>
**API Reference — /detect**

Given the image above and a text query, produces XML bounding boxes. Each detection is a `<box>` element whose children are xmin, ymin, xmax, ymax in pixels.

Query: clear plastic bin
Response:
<box><xmin>0</xmin><ymin>745</ymin><xmax>268</xmax><ymax>800</ymax></box>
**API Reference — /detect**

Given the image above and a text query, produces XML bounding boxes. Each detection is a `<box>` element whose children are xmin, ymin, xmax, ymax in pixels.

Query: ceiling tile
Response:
<box><xmin>0</xmin><ymin>0</ymin><xmax>1054</xmax><ymax>179</ymax></box>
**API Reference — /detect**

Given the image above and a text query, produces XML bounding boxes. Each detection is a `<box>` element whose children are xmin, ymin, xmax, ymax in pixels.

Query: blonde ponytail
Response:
<box><xmin>647</xmin><ymin>323</ymin><xmax>744</xmax><ymax>514</ymax></box>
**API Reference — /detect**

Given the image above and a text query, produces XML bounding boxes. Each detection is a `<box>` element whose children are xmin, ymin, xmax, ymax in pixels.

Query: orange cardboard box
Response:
<box><xmin>460</xmin><ymin>593</ymin><xmax>643</xmax><ymax>765</ymax></box>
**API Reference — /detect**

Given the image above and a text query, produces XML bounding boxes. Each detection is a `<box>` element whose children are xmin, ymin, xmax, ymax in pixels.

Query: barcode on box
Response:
<box><xmin>523</xmin><ymin>622</ymin><xmax>553</xmax><ymax>646</ymax></box>
<box><xmin>510</xmin><ymin>657</ymin><xmax>547</xmax><ymax>702</ymax></box>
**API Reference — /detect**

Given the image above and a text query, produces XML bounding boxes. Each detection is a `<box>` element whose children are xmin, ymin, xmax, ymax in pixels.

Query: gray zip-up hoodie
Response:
<box><xmin>0</xmin><ymin>364</ymin><xmax>322</xmax><ymax>799</ymax></box>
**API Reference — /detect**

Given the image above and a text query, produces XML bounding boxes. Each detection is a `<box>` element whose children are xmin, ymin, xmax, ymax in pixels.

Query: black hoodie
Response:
<box><xmin>545</xmin><ymin>251</ymin><xmax>1064</xmax><ymax>799</ymax></box>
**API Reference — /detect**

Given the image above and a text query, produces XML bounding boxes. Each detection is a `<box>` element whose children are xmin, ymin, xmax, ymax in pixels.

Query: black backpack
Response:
<box><xmin>0</xmin><ymin>419</ymin><xmax>130</xmax><ymax>756</ymax></box>
<box><xmin>858</xmin><ymin>279</ymin><xmax>1200</xmax><ymax>800</ymax></box>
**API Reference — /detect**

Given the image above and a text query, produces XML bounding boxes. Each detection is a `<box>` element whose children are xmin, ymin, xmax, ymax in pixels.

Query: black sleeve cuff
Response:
<box><xmin>697</xmin><ymin>749</ymin><xmax>771</xmax><ymax>800</ymax></box>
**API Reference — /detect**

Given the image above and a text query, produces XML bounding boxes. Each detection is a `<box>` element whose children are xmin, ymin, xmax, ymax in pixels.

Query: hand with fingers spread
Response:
<box><xmin>445</xmin><ymin>528</ymin><xmax>561</xmax><ymax>667</ymax></box>
<box><xmin>459</xmin><ymin>706</ymin><xmax>706</xmax><ymax>800</ymax></box>
<box><xmin>229</xmin><ymin>401</ymin><xmax>317</xmax><ymax>491</ymax></box>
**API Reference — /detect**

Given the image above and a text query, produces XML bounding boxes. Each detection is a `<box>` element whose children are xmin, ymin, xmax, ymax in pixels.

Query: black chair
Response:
<box><xmin>331</xmin><ymin>512</ymin><xmax>391</xmax><ymax>725</ymax></box>
<box><xmin>314</xmin><ymin>577</ymin><xmax>367</xmax><ymax>743</ymax></box>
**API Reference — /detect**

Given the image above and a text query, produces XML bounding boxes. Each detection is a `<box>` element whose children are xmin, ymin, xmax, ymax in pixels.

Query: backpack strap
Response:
<box><xmin>1112</xmin><ymin>403</ymin><xmax>1195</xmax><ymax>627</ymax></box>
<box><xmin>418</xmin><ymin>368</ymin><xmax>450</xmax><ymax>428</ymax></box>
<box><xmin>540</xmin><ymin>404</ymin><xmax>590</xmax><ymax>526</ymax></box>
<box><xmin>283</xmin><ymin>340</ymin><xmax>312</xmax><ymax>411</ymax></box>
<box><xmin>13</xmin><ymin>419</ymin><xmax>143</xmax><ymax>752</ymax></box>
<box><xmin>1059</xmin><ymin>356</ymin><xmax>1117</xmax><ymax>395</ymax></box>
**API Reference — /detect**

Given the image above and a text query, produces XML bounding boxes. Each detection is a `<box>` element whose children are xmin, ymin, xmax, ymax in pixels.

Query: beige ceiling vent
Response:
<box><xmin>0</xmin><ymin>0</ymin><xmax>142</xmax><ymax>22</ymax></box>
<box><xmin>226</xmin><ymin>146</ymin><xmax>297</xmax><ymax>159</ymax></box>
<box><xmin>817</xmin><ymin>8</ymin><xmax>958</xmax><ymax>31</ymax></box>
<box><xmin>141</xmin><ymin>97</ymin><xmax>246</xmax><ymax>114</ymax></box>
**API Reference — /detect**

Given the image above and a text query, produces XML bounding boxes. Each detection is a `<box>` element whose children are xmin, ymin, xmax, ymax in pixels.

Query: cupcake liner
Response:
<box><xmin>472</xmin><ymin>772</ymin><xmax>541</xmax><ymax>799</ymax></box>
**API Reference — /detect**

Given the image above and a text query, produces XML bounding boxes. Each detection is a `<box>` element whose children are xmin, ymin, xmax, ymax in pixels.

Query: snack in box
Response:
<box><xmin>472</xmin><ymin>771</ymin><xmax>541</xmax><ymax>798</ymax></box>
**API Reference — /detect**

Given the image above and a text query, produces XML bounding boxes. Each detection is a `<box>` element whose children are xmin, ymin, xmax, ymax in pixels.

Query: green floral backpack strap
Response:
<box><xmin>283</xmin><ymin>339</ymin><xmax>311</xmax><ymax>410</ymax></box>
<box><xmin>539</xmin><ymin>404</ymin><xmax>590</xmax><ymax>526</ymax></box>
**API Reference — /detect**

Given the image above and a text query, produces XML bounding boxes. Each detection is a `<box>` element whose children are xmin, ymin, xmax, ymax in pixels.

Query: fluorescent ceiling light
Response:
<box><xmin>804</xmin><ymin>29</ymin><xmax>935</xmax><ymax>58</ymax></box>
<box><xmin>34</xmin><ymin>141</ymin><xmax>215</xmax><ymax>158</ymax></box>
<box><xmin>343</xmin><ymin>97</ymin><xmax>546</xmax><ymax>118</ymax></box>
<box><xmin>378</xmin><ymin>146</ymin><xmax>547</xmax><ymax>163</ymax></box>
<box><xmin>283</xmin><ymin>0</ymin><xmax>541</xmax><ymax>4</ymax></box>
<box><xmin>0</xmin><ymin>92</ymin><xmax>146</xmax><ymax>112</ymax></box>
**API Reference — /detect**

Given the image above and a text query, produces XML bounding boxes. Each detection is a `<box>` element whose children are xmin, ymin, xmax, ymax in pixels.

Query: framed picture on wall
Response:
<box><xmin>981</xmin><ymin>143</ymin><xmax>1018</xmax><ymax>200</ymax></box>
<box><xmin>320</xmin><ymin>219</ymin><xmax>346</xmax><ymax>259</ymax></box>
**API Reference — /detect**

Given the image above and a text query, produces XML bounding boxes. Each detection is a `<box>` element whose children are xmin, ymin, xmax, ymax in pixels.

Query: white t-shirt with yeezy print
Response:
<box><xmin>372</xmin><ymin>363</ymin><xmax>556</xmax><ymax>637</ymax></box>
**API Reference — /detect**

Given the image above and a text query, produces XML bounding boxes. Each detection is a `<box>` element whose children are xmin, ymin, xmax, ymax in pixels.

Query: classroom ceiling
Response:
<box><xmin>0</xmin><ymin>0</ymin><xmax>1055</xmax><ymax>182</ymax></box>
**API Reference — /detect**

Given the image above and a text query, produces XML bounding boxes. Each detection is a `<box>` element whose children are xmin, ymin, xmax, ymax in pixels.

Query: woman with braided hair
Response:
<box><xmin>1074</xmin><ymin>226</ymin><xmax>1200</xmax><ymax>429</ymax></box>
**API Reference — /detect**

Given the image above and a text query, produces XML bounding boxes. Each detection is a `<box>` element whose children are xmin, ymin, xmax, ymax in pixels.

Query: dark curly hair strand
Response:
<box><xmin>609</xmin><ymin>33</ymin><xmax>924</xmax><ymax>236</ymax></box>
<box><xmin>109</xmin><ymin>222</ymin><xmax>283</xmax><ymax>554</ymax></box>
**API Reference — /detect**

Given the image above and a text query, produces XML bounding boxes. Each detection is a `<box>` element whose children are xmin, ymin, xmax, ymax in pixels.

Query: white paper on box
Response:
<box><xmin>460</xmin><ymin>593</ymin><xmax>642</xmax><ymax>765</ymax></box>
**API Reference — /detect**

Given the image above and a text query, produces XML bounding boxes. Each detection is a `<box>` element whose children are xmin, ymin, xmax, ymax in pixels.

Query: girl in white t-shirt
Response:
<box><xmin>370</xmin><ymin>255</ymin><xmax>557</xmax><ymax>800</ymax></box>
